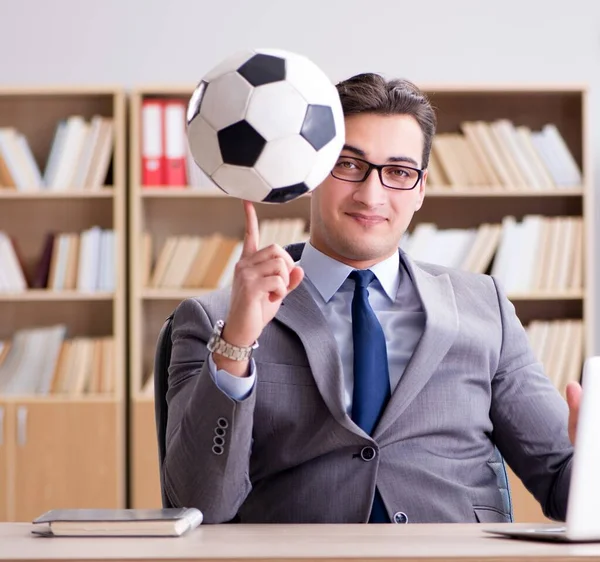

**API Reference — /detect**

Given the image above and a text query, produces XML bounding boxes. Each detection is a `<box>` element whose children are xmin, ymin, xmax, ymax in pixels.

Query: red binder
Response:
<box><xmin>141</xmin><ymin>99</ymin><xmax>165</xmax><ymax>186</ymax></box>
<box><xmin>163</xmin><ymin>99</ymin><xmax>188</xmax><ymax>186</ymax></box>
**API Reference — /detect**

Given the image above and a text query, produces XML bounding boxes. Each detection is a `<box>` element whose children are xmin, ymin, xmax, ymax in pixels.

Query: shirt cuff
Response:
<box><xmin>208</xmin><ymin>353</ymin><xmax>256</xmax><ymax>401</ymax></box>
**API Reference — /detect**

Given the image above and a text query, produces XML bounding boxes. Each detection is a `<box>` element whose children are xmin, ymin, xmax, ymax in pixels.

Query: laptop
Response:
<box><xmin>485</xmin><ymin>355</ymin><xmax>600</xmax><ymax>543</ymax></box>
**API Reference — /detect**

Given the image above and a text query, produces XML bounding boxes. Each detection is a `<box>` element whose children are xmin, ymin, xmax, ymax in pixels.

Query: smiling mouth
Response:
<box><xmin>346</xmin><ymin>212</ymin><xmax>387</xmax><ymax>225</ymax></box>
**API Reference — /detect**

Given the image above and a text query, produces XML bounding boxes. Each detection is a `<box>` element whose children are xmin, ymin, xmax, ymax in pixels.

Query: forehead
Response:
<box><xmin>342</xmin><ymin>113</ymin><xmax>424</xmax><ymax>165</ymax></box>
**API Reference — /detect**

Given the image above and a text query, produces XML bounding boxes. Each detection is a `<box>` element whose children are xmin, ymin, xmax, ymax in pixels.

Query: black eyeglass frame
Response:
<box><xmin>330</xmin><ymin>155</ymin><xmax>425</xmax><ymax>191</ymax></box>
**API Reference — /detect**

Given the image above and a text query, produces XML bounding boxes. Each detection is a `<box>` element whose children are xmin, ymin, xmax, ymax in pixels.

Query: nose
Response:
<box><xmin>352</xmin><ymin>167</ymin><xmax>386</xmax><ymax>207</ymax></box>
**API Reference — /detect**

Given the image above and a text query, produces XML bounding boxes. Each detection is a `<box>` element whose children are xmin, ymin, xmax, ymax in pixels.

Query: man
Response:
<box><xmin>163</xmin><ymin>73</ymin><xmax>582</xmax><ymax>524</ymax></box>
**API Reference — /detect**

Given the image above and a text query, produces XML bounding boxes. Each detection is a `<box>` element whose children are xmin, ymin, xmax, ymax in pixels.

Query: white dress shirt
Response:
<box><xmin>209</xmin><ymin>242</ymin><xmax>426</xmax><ymax>412</ymax></box>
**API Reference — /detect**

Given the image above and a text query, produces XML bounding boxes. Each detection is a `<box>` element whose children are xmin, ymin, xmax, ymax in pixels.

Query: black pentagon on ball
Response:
<box><xmin>237</xmin><ymin>54</ymin><xmax>286</xmax><ymax>87</ymax></box>
<box><xmin>218</xmin><ymin>120</ymin><xmax>266</xmax><ymax>167</ymax></box>
<box><xmin>262</xmin><ymin>182</ymin><xmax>310</xmax><ymax>204</ymax></box>
<box><xmin>300</xmin><ymin>104</ymin><xmax>336</xmax><ymax>151</ymax></box>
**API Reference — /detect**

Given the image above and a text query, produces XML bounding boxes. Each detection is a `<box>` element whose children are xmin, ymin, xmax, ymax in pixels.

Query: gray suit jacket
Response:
<box><xmin>163</xmin><ymin>244</ymin><xmax>573</xmax><ymax>524</ymax></box>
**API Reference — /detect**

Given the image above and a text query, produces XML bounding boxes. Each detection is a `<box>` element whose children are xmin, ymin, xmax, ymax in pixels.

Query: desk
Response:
<box><xmin>2</xmin><ymin>522</ymin><xmax>600</xmax><ymax>562</ymax></box>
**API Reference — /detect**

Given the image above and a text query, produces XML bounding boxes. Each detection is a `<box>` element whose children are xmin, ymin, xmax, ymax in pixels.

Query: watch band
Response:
<box><xmin>207</xmin><ymin>319</ymin><xmax>258</xmax><ymax>361</ymax></box>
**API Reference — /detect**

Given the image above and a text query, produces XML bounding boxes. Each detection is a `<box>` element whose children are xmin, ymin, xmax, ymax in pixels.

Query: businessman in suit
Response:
<box><xmin>163</xmin><ymin>72</ymin><xmax>582</xmax><ymax>524</ymax></box>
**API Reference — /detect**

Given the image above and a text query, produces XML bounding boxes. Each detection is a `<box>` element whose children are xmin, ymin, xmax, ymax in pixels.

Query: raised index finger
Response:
<box><xmin>241</xmin><ymin>199</ymin><xmax>260</xmax><ymax>258</ymax></box>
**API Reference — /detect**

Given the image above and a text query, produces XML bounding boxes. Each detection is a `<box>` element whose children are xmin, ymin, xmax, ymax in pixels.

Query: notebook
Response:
<box><xmin>32</xmin><ymin>508</ymin><xmax>203</xmax><ymax>537</ymax></box>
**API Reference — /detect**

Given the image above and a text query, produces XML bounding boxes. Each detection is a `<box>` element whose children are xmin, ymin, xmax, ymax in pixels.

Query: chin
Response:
<box><xmin>334</xmin><ymin>237</ymin><xmax>393</xmax><ymax>262</ymax></box>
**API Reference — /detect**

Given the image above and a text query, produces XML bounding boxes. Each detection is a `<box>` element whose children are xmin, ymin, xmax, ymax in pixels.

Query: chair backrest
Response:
<box><xmin>153</xmin><ymin>313</ymin><xmax>175</xmax><ymax>508</ymax></box>
<box><xmin>490</xmin><ymin>445</ymin><xmax>514</xmax><ymax>521</ymax></box>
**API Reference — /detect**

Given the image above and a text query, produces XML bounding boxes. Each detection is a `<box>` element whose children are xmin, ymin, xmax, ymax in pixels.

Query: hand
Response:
<box><xmin>215</xmin><ymin>200</ymin><xmax>304</xmax><ymax>375</ymax></box>
<box><xmin>566</xmin><ymin>381</ymin><xmax>582</xmax><ymax>445</ymax></box>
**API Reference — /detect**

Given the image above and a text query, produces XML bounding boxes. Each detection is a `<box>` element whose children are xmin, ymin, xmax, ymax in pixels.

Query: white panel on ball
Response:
<box><xmin>245</xmin><ymin>82</ymin><xmax>308</xmax><ymax>142</ymax></box>
<box><xmin>329</xmin><ymin>100</ymin><xmax>345</xmax><ymax>153</ymax></box>
<box><xmin>252</xmin><ymin>47</ymin><xmax>298</xmax><ymax>59</ymax></box>
<box><xmin>212</xmin><ymin>164</ymin><xmax>273</xmax><ymax>201</ymax></box>
<box><xmin>285</xmin><ymin>55</ymin><xmax>339</xmax><ymax>106</ymax></box>
<box><xmin>255</xmin><ymin>135</ymin><xmax>317</xmax><ymax>187</ymax></box>
<box><xmin>202</xmin><ymin>49</ymin><xmax>256</xmax><ymax>83</ymax></box>
<box><xmin>186</xmin><ymin>115</ymin><xmax>223</xmax><ymax>176</ymax></box>
<box><xmin>199</xmin><ymin>72</ymin><xmax>253</xmax><ymax>131</ymax></box>
<box><xmin>304</xmin><ymin>135</ymin><xmax>344</xmax><ymax>189</ymax></box>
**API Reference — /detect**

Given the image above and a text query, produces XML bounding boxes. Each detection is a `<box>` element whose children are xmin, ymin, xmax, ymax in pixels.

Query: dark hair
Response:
<box><xmin>336</xmin><ymin>73</ymin><xmax>437</xmax><ymax>169</ymax></box>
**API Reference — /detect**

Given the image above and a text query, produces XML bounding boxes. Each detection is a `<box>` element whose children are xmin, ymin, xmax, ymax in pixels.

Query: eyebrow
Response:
<box><xmin>342</xmin><ymin>144</ymin><xmax>420</xmax><ymax>168</ymax></box>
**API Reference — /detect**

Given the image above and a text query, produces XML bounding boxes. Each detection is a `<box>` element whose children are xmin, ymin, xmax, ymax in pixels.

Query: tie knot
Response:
<box><xmin>350</xmin><ymin>269</ymin><xmax>376</xmax><ymax>289</ymax></box>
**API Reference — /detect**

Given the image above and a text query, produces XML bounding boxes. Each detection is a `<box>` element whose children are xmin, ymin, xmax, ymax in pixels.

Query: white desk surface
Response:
<box><xmin>3</xmin><ymin>522</ymin><xmax>600</xmax><ymax>562</ymax></box>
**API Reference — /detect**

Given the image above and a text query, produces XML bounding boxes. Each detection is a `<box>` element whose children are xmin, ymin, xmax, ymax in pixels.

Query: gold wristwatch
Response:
<box><xmin>207</xmin><ymin>319</ymin><xmax>259</xmax><ymax>361</ymax></box>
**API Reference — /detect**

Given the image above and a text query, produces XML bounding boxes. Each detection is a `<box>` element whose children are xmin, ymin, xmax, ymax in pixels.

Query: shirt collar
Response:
<box><xmin>298</xmin><ymin>241</ymin><xmax>400</xmax><ymax>303</ymax></box>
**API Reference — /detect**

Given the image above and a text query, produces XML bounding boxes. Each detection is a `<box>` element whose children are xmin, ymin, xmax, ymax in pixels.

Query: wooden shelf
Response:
<box><xmin>426</xmin><ymin>188</ymin><xmax>584</xmax><ymax>197</ymax></box>
<box><xmin>139</xmin><ymin>186</ymin><xmax>584</xmax><ymax>199</ymax></box>
<box><xmin>0</xmin><ymin>394</ymin><xmax>118</xmax><ymax>403</ymax></box>
<box><xmin>138</xmin><ymin>289</ymin><xmax>584</xmax><ymax>302</ymax></box>
<box><xmin>507</xmin><ymin>291</ymin><xmax>585</xmax><ymax>301</ymax></box>
<box><xmin>140</xmin><ymin>186</ymin><xmax>310</xmax><ymax>200</ymax></box>
<box><xmin>0</xmin><ymin>188</ymin><xmax>115</xmax><ymax>199</ymax></box>
<box><xmin>141</xmin><ymin>186</ymin><xmax>225</xmax><ymax>198</ymax></box>
<box><xmin>0</xmin><ymin>290</ymin><xmax>114</xmax><ymax>302</ymax></box>
<box><xmin>141</xmin><ymin>288</ymin><xmax>210</xmax><ymax>300</ymax></box>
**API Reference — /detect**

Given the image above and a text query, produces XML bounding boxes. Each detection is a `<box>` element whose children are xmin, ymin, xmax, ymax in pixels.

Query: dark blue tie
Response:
<box><xmin>350</xmin><ymin>269</ymin><xmax>391</xmax><ymax>523</ymax></box>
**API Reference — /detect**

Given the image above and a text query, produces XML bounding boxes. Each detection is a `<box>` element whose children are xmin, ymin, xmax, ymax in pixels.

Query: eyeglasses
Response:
<box><xmin>330</xmin><ymin>156</ymin><xmax>424</xmax><ymax>191</ymax></box>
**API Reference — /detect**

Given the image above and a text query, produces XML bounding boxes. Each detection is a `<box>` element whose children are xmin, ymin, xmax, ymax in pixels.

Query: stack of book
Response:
<box><xmin>0</xmin><ymin>327</ymin><xmax>115</xmax><ymax>395</ymax></box>
<box><xmin>401</xmin><ymin>215</ymin><xmax>582</xmax><ymax>293</ymax></box>
<box><xmin>428</xmin><ymin>120</ymin><xmax>582</xmax><ymax>190</ymax></box>
<box><xmin>142</xmin><ymin>218</ymin><xmax>308</xmax><ymax>290</ymax></box>
<box><xmin>526</xmin><ymin>319</ymin><xmax>584</xmax><ymax>397</ymax></box>
<box><xmin>0</xmin><ymin>227</ymin><xmax>115</xmax><ymax>293</ymax></box>
<box><xmin>0</xmin><ymin>116</ymin><xmax>114</xmax><ymax>191</ymax></box>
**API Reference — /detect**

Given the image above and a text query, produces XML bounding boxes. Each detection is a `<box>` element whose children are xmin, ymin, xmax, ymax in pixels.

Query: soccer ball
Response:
<box><xmin>186</xmin><ymin>48</ymin><xmax>345</xmax><ymax>204</ymax></box>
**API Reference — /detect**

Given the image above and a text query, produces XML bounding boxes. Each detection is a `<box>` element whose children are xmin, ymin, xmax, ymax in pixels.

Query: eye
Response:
<box><xmin>336</xmin><ymin>159</ymin><xmax>358</xmax><ymax>169</ymax></box>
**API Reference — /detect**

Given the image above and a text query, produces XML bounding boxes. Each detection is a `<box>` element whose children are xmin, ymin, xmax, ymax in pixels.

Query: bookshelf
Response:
<box><xmin>0</xmin><ymin>87</ymin><xmax>127</xmax><ymax>521</ymax></box>
<box><xmin>128</xmin><ymin>87</ymin><xmax>311</xmax><ymax>508</ymax></box>
<box><xmin>408</xmin><ymin>84</ymin><xmax>592</xmax><ymax>523</ymax></box>
<box><xmin>128</xmin><ymin>84</ymin><xmax>593</xmax><ymax>522</ymax></box>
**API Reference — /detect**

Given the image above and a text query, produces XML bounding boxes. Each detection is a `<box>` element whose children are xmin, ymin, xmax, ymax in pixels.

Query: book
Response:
<box><xmin>31</xmin><ymin>507</ymin><xmax>203</xmax><ymax>537</ymax></box>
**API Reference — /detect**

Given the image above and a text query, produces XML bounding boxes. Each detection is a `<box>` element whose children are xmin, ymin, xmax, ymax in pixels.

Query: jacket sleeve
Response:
<box><xmin>162</xmin><ymin>297</ymin><xmax>257</xmax><ymax>523</ymax></box>
<box><xmin>489</xmin><ymin>278</ymin><xmax>573</xmax><ymax>521</ymax></box>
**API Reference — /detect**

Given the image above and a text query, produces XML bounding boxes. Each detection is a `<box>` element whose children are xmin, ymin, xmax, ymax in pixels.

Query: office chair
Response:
<box><xmin>490</xmin><ymin>445</ymin><xmax>514</xmax><ymax>521</ymax></box>
<box><xmin>152</xmin><ymin>313</ymin><xmax>513</xmax><ymax>519</ymax></box>
<box><xmin>153</xmin><ymin>313</ymin><xmax>175</xmax><ymax>508</ymax></box>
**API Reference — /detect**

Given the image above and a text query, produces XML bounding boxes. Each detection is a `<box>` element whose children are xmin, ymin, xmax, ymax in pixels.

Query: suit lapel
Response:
<box><xmin>373</xmin><ymin>254</ymin><xmax>459</xmax><ymax>441</ymax></box>
<box><xmin>274</xmin><ymin>281</ymin><xmax>357</xmax><ymax>434</ymax></box>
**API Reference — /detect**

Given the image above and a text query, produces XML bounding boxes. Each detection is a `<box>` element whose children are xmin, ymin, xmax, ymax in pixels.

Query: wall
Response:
<box><xmin>1</xmin><ymin>0</ymin><xmax>599</xmax><ymax>349</ymax></box>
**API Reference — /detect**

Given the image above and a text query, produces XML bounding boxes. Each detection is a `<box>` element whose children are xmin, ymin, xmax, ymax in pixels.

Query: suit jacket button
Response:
<box><xmin>217</xmin><ymin>417</ymin><xmax>229</xmax><ymax>429</ymax></box>
<box><xmin>360</xmin><ymin>446</ymin><xmax>376</xmax><ymax>461</ymax></box>
<box><xmin>394</xmin><ymin>512</ymin><xmax>408</xmax><ymax>524</ymax></box>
